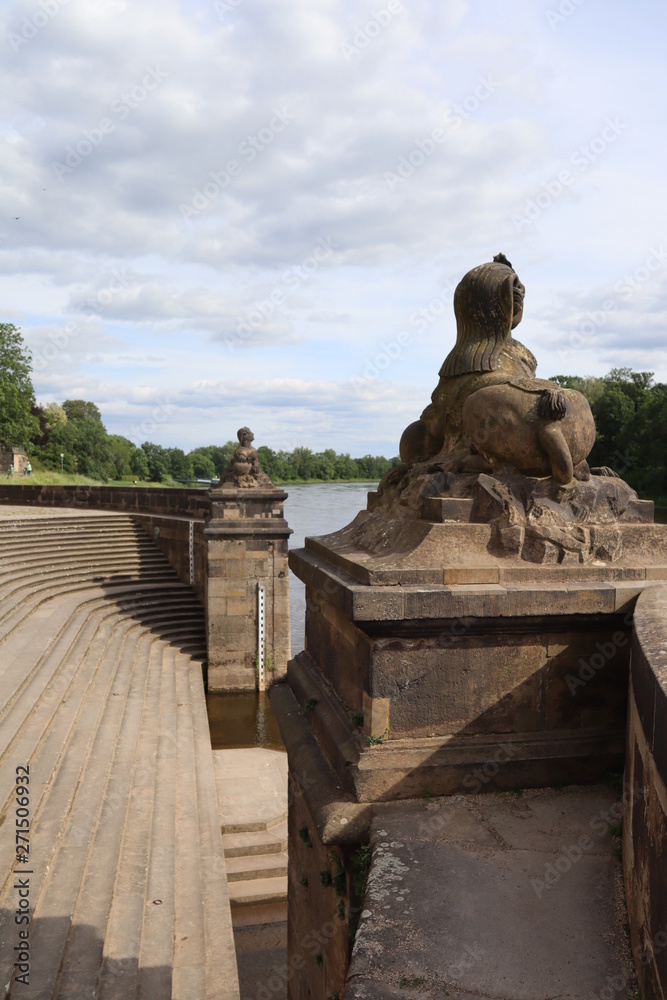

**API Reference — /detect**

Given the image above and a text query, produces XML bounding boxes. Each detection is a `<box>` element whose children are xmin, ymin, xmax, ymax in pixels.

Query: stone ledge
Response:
<box><xmin>301</xmin><ymin>516</ymin><xmax>667</xmax><ymax>586</ymax></box>
<box><xmin>205</xmin><ymin>521</ymin><xmax>292</xmax><ymax>538</ymax></box>
<box><xmin>291</xmin><ymin>545</ymin><xmax>666</xmax><ymax>623</ymax></box>
<box><xmin>267</xmin><ymin>683</ymin><xmax>371</xmax><ymax>846</ymax></box>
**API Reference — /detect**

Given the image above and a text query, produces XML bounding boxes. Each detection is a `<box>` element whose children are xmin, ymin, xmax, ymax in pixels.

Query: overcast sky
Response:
<box><xmin>2</xmin><ymin>0</ymin><xmax>666</xmax><ymax>456</ymax></box>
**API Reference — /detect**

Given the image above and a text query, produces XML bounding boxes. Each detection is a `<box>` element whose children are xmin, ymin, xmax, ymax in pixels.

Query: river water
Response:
<box><xmin>283</xmin><ymin>481</ymin><xmax>377</xmax><ymax>655</ymax></box>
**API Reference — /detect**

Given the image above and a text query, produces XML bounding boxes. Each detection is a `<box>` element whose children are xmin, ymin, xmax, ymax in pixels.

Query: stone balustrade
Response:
<box><xmin>624</xmin><ymin>584</ymin><xmax>667</xmax><ymax>1000</ymax></box>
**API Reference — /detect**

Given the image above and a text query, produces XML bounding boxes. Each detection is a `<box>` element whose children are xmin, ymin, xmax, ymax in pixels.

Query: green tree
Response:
<box><xmin>0</xmin><ymin>323</ymin><xmax>39</xmax><ymax>448</ymax></box>
<box><xmin>553</xmin><ymin>368</ymin><xmax>667</xmax><ymax>503</ymax></box>
<box><xmin>62</xmin><ymin>399</ymin><xmax>103</xmax><ymax>422</ymax></box>
<box><xmin>42</xmin><ymin>409</ymin><xmax>115</xmax><ymax>479</ymax></box>
<box><xmin>167</xmin><ymin>448</ymin><xmax>193</xmax><ymax>480</ymax></box>
<box><xmin>140</xmin><ymin>442</ymin><xmax>169</xmax><ymax>481</ymax></box>
<box><xmin>189</xmin><ymin>451</ymin><xmax>217</xmax><ymax>479</ymax></box>
<box><xmin>108</xmin><ymin>435</ymin><xmax>137</xmax><ymax>478</ymax></box>
<box><xmin>130</xmin><ymin>448</ymin><xmax>149</xmax><ymax>479</ymax></box>
<box><xmin>43</xmin><ymin>402</ymin><xmax>68</xmax><ymax>431</ymax></box>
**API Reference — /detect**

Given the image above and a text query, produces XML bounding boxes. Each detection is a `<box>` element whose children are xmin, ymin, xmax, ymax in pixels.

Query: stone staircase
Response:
<box><xmin>214</xmin><ymin>749</ymin><xmax>288</xmax><ymax>956</ymax></box>
<box><xmin>0</xmin><ymin>510</ymin><xmax>239</xmax><ymax>999</ymax></box>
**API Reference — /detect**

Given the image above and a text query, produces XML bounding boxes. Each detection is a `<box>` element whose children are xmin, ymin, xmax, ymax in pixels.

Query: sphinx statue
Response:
<box><xmin>218</xmin><ymin>427</ymin><xmax>273</xmax><ymax>488</ymax></box>
<box><xmin>400</xmin><ymin>254</ymin><xmax>596</xmax><ymax>484</ymax></box>
<box><xmin>357</xmin><ymin>254</ymin><xmax>651</xmax><ymax>565</ymax></box>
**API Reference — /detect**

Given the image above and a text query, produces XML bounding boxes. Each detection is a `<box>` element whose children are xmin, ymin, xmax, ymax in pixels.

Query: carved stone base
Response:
<box><xmin>365</xmin><ymin>466</ymin><xmax>654</xmax><ymax>566</ymax></box>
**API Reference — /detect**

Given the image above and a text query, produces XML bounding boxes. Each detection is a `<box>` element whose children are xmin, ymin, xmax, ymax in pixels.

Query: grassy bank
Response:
<box><xmin>2</xmin><ymin>470</ymin><xmax>104</xmax><ymax>486</ymax></box>
<box><xmin>1</xmin><ymin>471</ymin><xmax>186</xmax><ymax>488</ymax></box>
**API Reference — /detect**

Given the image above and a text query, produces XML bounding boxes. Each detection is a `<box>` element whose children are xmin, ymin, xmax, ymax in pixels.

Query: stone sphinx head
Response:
<box><xmin>440</xmin><ymin>253</ymin><xmax>526</xmax><ymax>378</ymax></box>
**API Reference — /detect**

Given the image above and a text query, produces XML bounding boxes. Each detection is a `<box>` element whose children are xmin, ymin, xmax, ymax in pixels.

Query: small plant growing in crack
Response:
<box><xmin>298</xmin><ymin>826</ymin><xmax>312</xmax><ymax>847</ymax></box>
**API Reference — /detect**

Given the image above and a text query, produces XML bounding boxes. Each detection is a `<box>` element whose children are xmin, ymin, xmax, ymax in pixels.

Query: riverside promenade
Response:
<box><xmin>0</xmin><ymin>507</ymin><xmax>240</xmax><ymax>998</ymax></box>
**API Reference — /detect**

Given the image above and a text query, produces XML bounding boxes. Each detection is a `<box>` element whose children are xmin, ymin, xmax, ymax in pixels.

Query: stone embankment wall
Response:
<box><xmin>0</xmin><ymin>484</ymin><xmax>210</xmax><ymax>602</ymax></box>
<box><xmin>624</xmin><ymin>584</ymin><xmax>667</xmax><ymax>1000</ymax></box>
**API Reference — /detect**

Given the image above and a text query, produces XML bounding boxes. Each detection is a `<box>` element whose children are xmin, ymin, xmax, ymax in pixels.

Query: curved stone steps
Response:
<box><xmin>20</xmin><ymin>626</ymin><xmax>151</xmax><ymax>998</ymax></box>
<box><xmin>0</xmin><ymin>553</ymin><xmax>170</xmax><ymax>586</ymax></box>
<box><xmin>48</xmin><ymin>631</ymin><xmax>161</xmax><ymax>997</ymax></box>
<box><xmin>0</xmin><ymin>611</ymin><xmax>129</xmax><ymax>892</ymax></box>
<box><xmin>0</xmin><ymin>529</ymin><xmax>155</xmax><ymax>553</ymax></box>
<box><xmin>0</xmin><ymin>563</ymin><xmax>181</xmax><ymax>612</ymax></box>
<box><xmin>0</xmin><ymin>588</ymin><xmax>204</xmax><ymax>728</ymax></box>
<box><xmin>0</xmin><ymin>576</ymin><xmax>201</xmax><ymax>637</ymax></box>
<box><xmin>0</xmin><ymin>623</ymin><xmax>148</xmax><ymax>992</ymax></box>
<box><xmin>0</xmin><ymin>600</ymin><xmax>124</xmax><ymax>754</ymax></box>
<box><xmin>0</xmin><ymin>602</ymin><xmax>204</xmax><ymax>845</ymax></box>
<box><xmin>0</xmin><ymin>544</ymin><xmax>204</xmax><ymax>655</ymax></box>
<box><xmin>0</xmin><ymin>511</ymin><xmax>238</xmax><ymax>998</ymax></box>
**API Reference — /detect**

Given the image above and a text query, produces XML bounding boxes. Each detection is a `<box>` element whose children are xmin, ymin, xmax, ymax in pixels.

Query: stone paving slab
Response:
<box><xmin>213</xmin><ymin>748</ymin><xmax>288</xmax><ymax>832</ymax></box>
<box><xmin>236</xmin><ymin>948</ymin><xmax>287</xmax><ymax>1000</ymax></box>
<box><xmin>345</xmin><ymin>786</ymin><xmax>636</xmax><ymax>1000</ymax></box>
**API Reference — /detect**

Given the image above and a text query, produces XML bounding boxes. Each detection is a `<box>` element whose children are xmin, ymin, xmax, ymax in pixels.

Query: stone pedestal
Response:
<box><xmin>205</xmin><ymin>486</ymin><xmax>291</xmax><ymax>691</ymax></box>
<box><xmin>271</xmin><ymin>487</ymin><xmax>667</xmax><ymax>999</ymax></box>
<box><xmin>285</xmin><ymin>507</ymin><xmax>667</xmax><ymax>799</ymax></box>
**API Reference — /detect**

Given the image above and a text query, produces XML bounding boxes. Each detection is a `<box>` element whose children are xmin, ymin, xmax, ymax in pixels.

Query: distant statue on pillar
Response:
<box><xmin>218</xmin><ymin>427</ymin><xmax>273</xmax><ymax>489</ymax></box>
<box><xmin>205</xmin><ymin>427</ymin><xmax>291</xmax><ymax>691</ymax></box>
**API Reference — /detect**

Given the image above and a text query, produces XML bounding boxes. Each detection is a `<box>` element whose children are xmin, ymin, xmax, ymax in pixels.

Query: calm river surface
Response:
<box><xmin>284</xmin><ymin>481</ymin><xmax>377</xmax><ymax>655</ymax></box>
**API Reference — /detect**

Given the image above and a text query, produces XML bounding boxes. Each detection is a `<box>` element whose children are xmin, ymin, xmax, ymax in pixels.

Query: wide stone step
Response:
<box><xmin>0</xmin><ymin>521</ymin><xmax>142</xmax><ymax>537</ymax></box>
<box><xmin>0</xmin><ymin>595</ymin><xmax>95</xmax><ymax>714</ymax></box>
<box><xmin>225</xmin><ymin>852</ymin><xmax>289</xmax><ymax>883</ymax></box>
<box><xmin>88</xmin><ymin>638</ymin><xmax>165</xmax><ymax>999</ymax></box>
<box><xmin>213</xmin><ymin>749</ymin><xmax>288</xmax><ymax>834</ymax></box>
<box><xmin>223</xmin><ymin>822</ymin><xmax>288</xmax><ymax>858</ymax></box>
<box><xmin>0</xmin><ymin>551</ymin><xmax>169</xmax><ymax>572</ymax></box>
<box><xmin>228</xmin><ymin>876</ymin><xmax>288</xmax><ymax>907</ymax></box>
<box><xmin>0</xmin><ymin>530</ymin><xmax>164</xmax><ymax>548</ymax></box>
<box><xmin>183</xmin><ymin>654</ymin><xmax>240</xmax><ymax>994</ymax></box>
<box><xmin>0</xmin><ymin>565</ymin><xmax>175</xmax><ymax>591</ymax></box>
<box><xmin>230</xmin><ymin>902</ymin><xmax>288</xmax><ymax>930</ymax></box>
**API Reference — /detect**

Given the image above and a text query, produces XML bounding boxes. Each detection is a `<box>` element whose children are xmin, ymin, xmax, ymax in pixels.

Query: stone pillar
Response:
<box><xmin>205</xmin><ymin>485</ymin><xmax>291</xmax><ymax>691</ymax></box>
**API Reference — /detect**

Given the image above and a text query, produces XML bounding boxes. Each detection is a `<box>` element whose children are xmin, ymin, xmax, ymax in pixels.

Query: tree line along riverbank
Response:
<box><xmin>1</xmin><ymin>323</ymin><xmax>666</xmax><ymax>504</ymax></box>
